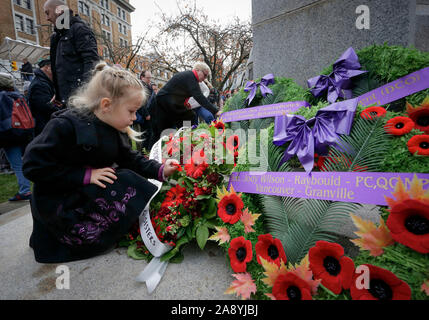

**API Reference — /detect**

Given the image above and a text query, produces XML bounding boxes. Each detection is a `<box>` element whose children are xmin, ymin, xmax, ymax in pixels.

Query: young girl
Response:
<box><xmin>23</xmin><ymin>62</ymin><xmax>178</xmax><ymax>263</ymax></box>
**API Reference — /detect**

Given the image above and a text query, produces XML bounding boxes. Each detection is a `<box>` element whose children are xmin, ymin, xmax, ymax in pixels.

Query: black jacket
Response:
<box><xmin>23</xmin><ymin>109</ymin><xmax>162</xmax><ymax>262</ymax></box>
<box><xmin>28</xmin><ymin>68</ymin><xmax>59</xmax><ymax>136</ymax></box>
<box><xmin>154</xmin><ymin>71</ymin><xmax>218</xmax><ymax>133</ymax></box>
<box><xmin>50</xmin><ymin>12</ymin><xmax>99</xmax><ymax>104</ymax></box>
<box><xmin>20</xmin><ymin>62</ymin><xmax>33</xmax><ymax>74</ymax></box>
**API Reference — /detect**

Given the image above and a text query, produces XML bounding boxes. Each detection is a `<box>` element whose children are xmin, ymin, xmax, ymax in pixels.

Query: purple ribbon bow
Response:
<box><xmin>308</xmin><ymin>48</ymin><xmax>367</xmax><ymax>103</ymax></box>
<box><xmin>273</xmin><ymin>98</ymin><xmax>358</xmax><ymax>174</ymax></box>
<box><xmin>244</xmin><ymin>74</ymin><xmax>275</xmax><ymax>105</ymax></box>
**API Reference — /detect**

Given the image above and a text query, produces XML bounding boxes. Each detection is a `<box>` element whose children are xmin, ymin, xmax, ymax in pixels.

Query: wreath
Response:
<box><xmin>120</xmin><ymin>44</ymin><xmax>429</xmax><ymax>300</ymax></box>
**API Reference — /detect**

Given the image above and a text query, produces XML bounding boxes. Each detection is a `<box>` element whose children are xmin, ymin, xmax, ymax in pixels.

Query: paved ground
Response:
<box><xmin>0</xmin><ymin>202</ymin><xmax>380</xmax><ymax>300</ymax></box>
<box><xmin>0</xmin><ymin>204</ymin><xmax>238</xmax><ymax>300</ymax></box>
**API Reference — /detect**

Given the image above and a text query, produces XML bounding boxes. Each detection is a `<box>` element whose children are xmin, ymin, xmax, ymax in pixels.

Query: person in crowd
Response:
<box><xmin>20</xmin><ymin>58</ymin><xmax>34</xmax><ymax>82</ymax></box>
<box><xmin>189</xmin><ymin>80</ymin><xmax>215</xmax><ymax>125</ymax></box>
<box><xmin>208</xmin><ymin>85</ymin><xmax>220</xmax><ymax>108</ymax></box>
<box><xmin>135</xmin><ymin>70</ymin><xmax>155</xmax><ymax>152</ymax></box>
<box><xmin>0</xmin><ymin>73</ymin><xmax>32</xmax><ymax>201</ymax></box>
<box><xmin>28</xmin><ymin>59</ymin><xmax>62</xmax><ymax>136</ymax></box>
<box><xmin>153</xmin><ymin>61</ymin><xmax>220</xmax><ymax>140</ymax></box>
<box><xmin>43</xmin><ymin>0</ymin><xmax>99</xmax><ymax>105</ymax></box>
<box><xmin>151</xmin><ymin>83</ymin><xmax>159</xmax><ymax>94</ymax></box>
<box><xmin>22</xmin><ymin>62</ymin><xmax>179</xmax><ymax>263</ymax></box>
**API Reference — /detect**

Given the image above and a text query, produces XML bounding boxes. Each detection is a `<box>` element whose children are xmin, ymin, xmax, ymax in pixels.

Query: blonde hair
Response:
<box><xmin>193</xmin><ymin>61</ymin><xmax>210</xmax><ymax>76</ymax></box>
<box><xmin>68</xmin><ymin>61</ymin><xmax>147</xmax><ymax>141</ymax></box>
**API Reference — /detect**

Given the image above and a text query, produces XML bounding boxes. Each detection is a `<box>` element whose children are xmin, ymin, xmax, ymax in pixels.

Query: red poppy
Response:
<box><xmin>407</xmin><ymin>100</ymin><xmax>429</xmax><ymax>134</ymax></box>
<box><xmin>407</xmin><ymin>135</ymin><xmax>429</xmax><ymax>156</ymax></box>
<box><xmin>255</xmin><ymin>234</ymin><xmax>287</xmax><ymax>267</ymax></box>
<box><xmin>386</xmin><ymin>199</ymin><xmax>429</xmax><ymax>254</ymax></box>
<box><xmin>217</xmin><ymin>192</ymin><xmax>244</xmax><ymax>224</ymax></box>
<box><xmin>184</xmin><ymin>152</ymin><xmax>209</xmax><ymax>179</ymax></box>
<box><xmin>165</xmin><ymin>136</ymin><xmax>185</xmax><ymax>157</ymax></box>
<box><xmin>162</xmin><ymin>185</ymin><xmax>186</xmax><ymax>207</ymax></box>
<box><xmin>272</xmin><ymin>273</ymin><xmax>313</xmax><ymax>300</ymax></box>
<box><xmin>350</xmin><ymin>264</ymin><xmax>411</xmax><ymax>300</ymax></box>
<box><xmin>228</xmin><ymin>236</ymin><xmax>253</xmax><ymax>273</ymax></box>
<box><xmin>360</xmin><ymin>106</ymin><xmax>387</xmax><ymax>120</ymax></box>
<box><xmin>212</xmin><ymin>120</ymin><xmax>225</xmax><ymax>135</ymax></box>
<box><xmin>226</xmin><ymin>135</ymin><xmax>240</xmax><ymax>151</ymax></box>
<box><xmin>314</xmin><ymin>153</ymin><xmax>327</xmax><ymax>170</ymax></box>
<box><xmin>308</xmin><ymin>241</ymin><xmax>355</xmax><ymax>295</ymax></box>
<box><xmin>384</xmin><ymin>116</ymin><xmax>415</xmax><ymax>136</ymax></box>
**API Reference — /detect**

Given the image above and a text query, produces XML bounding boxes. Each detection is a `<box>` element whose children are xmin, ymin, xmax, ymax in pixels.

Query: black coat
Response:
<box><xmin>50</xmin><ymin>12</ymin><xmax>99</xmax><ymax>104</ymax></box>
<box><xmin>20</xmin><ymin>62</ymin><xmax>33</xmax><ymax>74</ymax></box>
<box><xmin>23</xmin><ymin>109</ymin><xmax>162</xmax><ymax>263</ymax></box>
<box><xmin>154</xmin><ymin>71</ymin><xmax>218</xmax><ymax>136</ymax></box>
<box><xmin>27</xmin><ymin>68</ymin><xmax>59</xmax><ymax>136</ymax></box>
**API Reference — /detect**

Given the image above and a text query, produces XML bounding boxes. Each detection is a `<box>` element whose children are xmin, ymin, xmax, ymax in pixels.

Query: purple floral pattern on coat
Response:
<box><xmin>60</xmin><ymin>187</ymin><xmax>137</xmax><ymax>246</ymax></box>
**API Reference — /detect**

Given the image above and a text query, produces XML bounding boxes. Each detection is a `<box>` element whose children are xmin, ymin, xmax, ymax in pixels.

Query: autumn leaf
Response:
<box><xmin>385</xmin><ymin>174</ymin><xmax>429</xmax><ymax>208</ymax></box>
<box><xmin>350</xmin><ymin>214</ymin><xmax>395</xmax><ymax>257</ymax></box>
<box><xmin>287</xmin><ymin>254</ymin><xmax>321</xmax><ymax>295</ymax></box>
<box><xmin>208</xmin><ymin>226</ymin><xmax>230</xmax><ymax>244</ymax></box>
<box><xmin>260</xmin><ymin>257</ymin><xmax>288</xmax><ymax>288</ymax></box>
<box><xmin>240</xmin><ymin>209</ymin><xmax>261</xmax><ymax>233</ymax></box>
<box><xmin>224</xmin><ymin>273</ymin><xmax>256</xmax><ymax>300</ymax></box>
<box><xmin>422</xmin><ymin>280</ymin><xmax>429</xmax><ymax>296</ymax></box>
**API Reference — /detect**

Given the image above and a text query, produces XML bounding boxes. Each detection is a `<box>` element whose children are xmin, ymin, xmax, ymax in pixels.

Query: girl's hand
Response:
<box><xmin>90</xmin><ymin>167</ymin><xmax>117</xmax><ymax>188</ymax></box>
<box><xmin>163</xmin><ymin>159</ymin><xmax>181</xmax><ymax>178</ymax></box>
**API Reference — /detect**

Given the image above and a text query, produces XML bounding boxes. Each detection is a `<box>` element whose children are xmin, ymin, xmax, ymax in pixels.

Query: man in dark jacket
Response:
<box><xmin>20</xmin><ymin>58</ymin><xmax>34</xmax><ymax>82</ymax></box>
<box><xmin>28</xmin><ymin>59</ymin><xmax>62</xmax><ymax>136</ymax></box>
<box><xmin>153</xmin><ymin>62</ymin><xmax>220</xmax><ymax>140</ymax></box>
<box><xmin>137</xmin><ymin>70</ymin><xmax>156</xmax><ymax>151</ymax></box>
<box><xmin>44</xmin><ymin>0</ymin><xmax>99</xmax><ymax>105</ymax></box>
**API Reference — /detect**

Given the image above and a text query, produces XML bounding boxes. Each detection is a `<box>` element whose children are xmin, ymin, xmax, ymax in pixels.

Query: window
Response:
<box><xmin>101</xmin><ymin>14</ymin><xmax>110</xmax><ymax>27</ymax></box>
<box><xmin>78</xmin><ymin>1</ymin><xmax>90</xmax><ymax>16</ymax></box>
<box><xmin>119</xmin><ymin>38</ymin><xmax>128</xmax><ymax>48</ymax></box>
<box><xmin>100</xmin><ymin>0</ymin><xmax>109</xmax><ymax>10</ymax></box>
<box><xmin>23</xmin><ymin>0</ymin><xmax>31</xmax><ymax>10</ymax></box>
<box><xmin>15</xmin><ymin>14</ymin><xmax>24</xmax><ymax>32</ymax></box>
<box><xmin>25</xmin><ymin>18</ymin><xmax>35</xmax><ymax>34</ymax></box>
<box><xmin>14</xmin><ymin>0</ymin><xmax>32</xmax><ymax>10</ymax></box>
<box><xmin>118</xmin><ymin>23</ymin><xmax>127</xmax><ymax>35</ymax></box>
<box><xmin>102</xmin><ymin>30</ymin><xmax>112</xmax><ymax>42</ymax></box>
<box><xmin>103</xmin><ymin>47</ymin><xmax>110</xmax><ymax>59</ymax></box>
<box><xmin>117</xmin><ymin>7</ymin><xmax>126</xmax><ymax>20</ymax></box>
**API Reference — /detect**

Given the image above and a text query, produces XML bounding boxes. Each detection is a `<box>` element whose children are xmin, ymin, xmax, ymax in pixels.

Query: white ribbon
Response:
<box><xmin>136</xmin><ymin>127</ymin><xmax>189</xmax><ymax>294</ymax></box>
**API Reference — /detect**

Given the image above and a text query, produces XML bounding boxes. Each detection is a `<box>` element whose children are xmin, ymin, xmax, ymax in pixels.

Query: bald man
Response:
<box><xmin>44</xmin><ymin>0</ymin><xmax>99</xmax><ymax>105</ymax></box>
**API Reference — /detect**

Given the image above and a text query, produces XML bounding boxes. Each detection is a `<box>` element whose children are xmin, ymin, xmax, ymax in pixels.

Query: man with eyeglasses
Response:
<box><xmin>152</xmin><ymin>62</ymin><xmax>221</xmax><ymax>140</ymax></box>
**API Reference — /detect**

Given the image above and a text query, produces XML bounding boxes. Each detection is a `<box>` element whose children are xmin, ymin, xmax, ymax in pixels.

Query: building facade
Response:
<box><xmin>0</xmin><ymin>0</ymin><xmax>135</xmax><ymax>62</ymax></box>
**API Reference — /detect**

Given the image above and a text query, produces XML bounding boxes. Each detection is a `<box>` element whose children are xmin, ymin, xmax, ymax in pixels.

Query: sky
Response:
<box><xmin>129</xmin><ymin>0</ymin><xmax>252</xmax><ymax>41</ymax></box>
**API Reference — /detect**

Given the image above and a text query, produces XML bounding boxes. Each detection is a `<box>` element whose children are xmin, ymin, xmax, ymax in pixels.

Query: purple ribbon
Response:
<box><xmin>273</xmin><ymin>98</ymin><xmax>358</xmax><ymax>174</ymax></box>
<box><xmin>244</xmin><ymin>74</ymin><xmax>275</xmax><ymax>105</ymax></box>
<box><xmin>228</xmin><ymin>171</ymin><xmax>429</xmax><ymax>206</ymax></box>
<box><xmin>308</xmin><ymin>47</ymin><xmax>367</xmax><ymax>103</ymax></box>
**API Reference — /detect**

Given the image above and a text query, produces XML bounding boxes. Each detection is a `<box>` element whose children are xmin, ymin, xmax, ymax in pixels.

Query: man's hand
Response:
<box><xmin>90</xmin><ymin>167</ymin><xmax>117</xmax><ymax>188</ymax></box>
